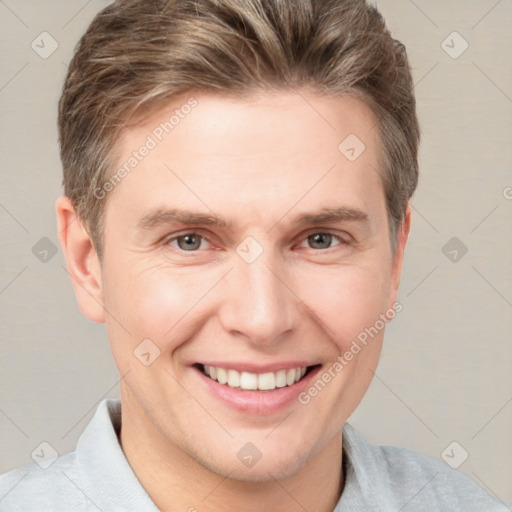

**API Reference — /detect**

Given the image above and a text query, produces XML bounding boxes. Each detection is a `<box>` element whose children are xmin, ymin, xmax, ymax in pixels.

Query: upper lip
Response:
<box><xmin>196</xmin><ymin>361</ymin><xmax>318</xmax><ymax>373</ymax></box>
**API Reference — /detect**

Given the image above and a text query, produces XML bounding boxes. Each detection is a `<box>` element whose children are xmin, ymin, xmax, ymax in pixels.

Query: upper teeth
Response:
<box><xmin>203</xmin><ymin>365</ymin><xmax>307</xmax><ymax>391</ymax></box>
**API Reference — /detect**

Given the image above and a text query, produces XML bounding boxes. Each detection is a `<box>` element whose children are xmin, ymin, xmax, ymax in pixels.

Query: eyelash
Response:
<box><xmin>164</xmin><ymin>230</ymin><xmax>350</xmax><ymax>254</ymax></box>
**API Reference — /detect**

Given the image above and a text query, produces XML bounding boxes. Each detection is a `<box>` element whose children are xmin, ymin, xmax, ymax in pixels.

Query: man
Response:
<box><xmin>0</xmin><ymin>0</ymin><xmax>506</xmax><ymax>510</ymax></box>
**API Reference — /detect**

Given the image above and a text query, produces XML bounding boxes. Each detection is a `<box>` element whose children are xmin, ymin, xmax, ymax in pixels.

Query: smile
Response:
<box><xmin>201</xmin><ymin>364</ymin><xmax>309</xmax><ymax>391</ymax></box>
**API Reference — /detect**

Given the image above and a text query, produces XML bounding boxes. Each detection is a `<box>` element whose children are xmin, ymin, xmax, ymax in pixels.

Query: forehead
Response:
<box><xmin>133</xmin><ymin>90</ymin><xmax>378</xmax><ymax>155</ymax></box>
<box><xmin>106</xmin><ymin>90</ymin><xmax>386</xmax><ymax>231</ymax></box>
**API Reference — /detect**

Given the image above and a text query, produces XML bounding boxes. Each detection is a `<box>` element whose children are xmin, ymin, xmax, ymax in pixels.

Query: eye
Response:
<box><xmin>298</xmin><ymin>232</ymin><xmax>347</xmax><ymax>251</ymax></box>
<box><xmin>167</xmin><ymin>233</ymin><xmax>210</xmax><ymax>252</ymax></box>
<box><xmin>164</xmin><ymin>230</ymin><xmax>349</xmax><ymax>254</ymax></box>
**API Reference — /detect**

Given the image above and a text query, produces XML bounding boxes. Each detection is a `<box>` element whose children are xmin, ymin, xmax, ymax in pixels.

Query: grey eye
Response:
<box><xmin>307</xmin><ymin>233</ymin><xmax>333</xmax><ymax>250</ymax></box>
<box><xmin>175</xmin><ymin>234</ymin><xmax>203</xmax><ymax>251</ymax></box>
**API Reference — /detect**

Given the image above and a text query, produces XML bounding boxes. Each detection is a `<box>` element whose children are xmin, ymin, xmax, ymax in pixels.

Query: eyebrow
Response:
<box><xmin>136</xmin><ymin>206</ymin><xmax>369</xmax><ymax>232</ymax></box>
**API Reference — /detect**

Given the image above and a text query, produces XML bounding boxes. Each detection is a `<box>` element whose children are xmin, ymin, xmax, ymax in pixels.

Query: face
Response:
<box><xmin>85</xmin><ymin>90</ymin><xmax>408</xmax><ymax>481</ymax></box>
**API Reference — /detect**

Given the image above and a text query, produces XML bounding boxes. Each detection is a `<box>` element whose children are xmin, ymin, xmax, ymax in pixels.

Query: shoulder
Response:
<box><xmin>0</xmin><ymin>453</ymin><xmax>92</xmax><ymax>512</ymax></box>
<box><xmin>0</xmin><ymin>399</ymin><xmax>156</xmax><ymax>512</ymax></box>
<box><xmin>342</xmin><ymin>423</ymin><xmax>507</xmax><ymax>511</ymax></box>
<box><xmin>376</xmin><ymin>443</ymin><xmax>499</xmax><ymax>506</ymax></box>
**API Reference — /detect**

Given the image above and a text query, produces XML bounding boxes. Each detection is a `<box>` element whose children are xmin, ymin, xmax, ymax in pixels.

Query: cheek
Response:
<box><xmin>102</xmin><ymin>250</ymin><xmax>393</xmax><ymax>364</ymax></box>
<box><xmin>101</xmin><ymin>260</ymin><xmax>201</xmax><ymax>364</ymax></box>
<box><xmin>128</xmin><ymin>269</ymin><xmax>198</xmax><ymax>343</ymax></box>
<box><xmin>296</xmin><ymin>262</ymin><xmax>391</xmax><ymax>348</ymax></box>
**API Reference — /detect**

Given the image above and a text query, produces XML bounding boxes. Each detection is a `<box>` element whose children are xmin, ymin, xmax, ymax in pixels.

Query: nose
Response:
<box><xmin>217</xmin><ymin>242</ymin><xmax>301</xmax><ymax>348</ymax></box>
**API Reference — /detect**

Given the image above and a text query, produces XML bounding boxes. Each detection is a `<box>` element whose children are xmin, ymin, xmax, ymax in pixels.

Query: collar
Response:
<box><xmin>75</xmin><ymin>398</ymin><xmax>158</xmax><ymax>511</ymax></box>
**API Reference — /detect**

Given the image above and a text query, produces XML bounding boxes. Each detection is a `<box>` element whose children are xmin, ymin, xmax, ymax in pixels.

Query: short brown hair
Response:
<box><xmin>59</xmin><ymin>0</ymin><xmax>419</xmax><ymax>258</ymax></box>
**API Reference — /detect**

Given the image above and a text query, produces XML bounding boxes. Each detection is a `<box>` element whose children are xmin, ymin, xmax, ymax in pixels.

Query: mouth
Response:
<box><xmin>196</xmin><ymin>363</ymin><xmax>318</xmax><ymax>391</ymax></box>
<box><xmin>192</xmin><ymin>362</ymin><xmax>322</xmax><ymax>414</ymax></box>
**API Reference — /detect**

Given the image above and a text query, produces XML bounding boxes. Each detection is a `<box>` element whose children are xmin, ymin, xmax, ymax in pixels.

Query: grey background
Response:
<box><xmin>1</xmin><ymin>0</ymin><xmax>511</xmax><ymax>505</ymax></box>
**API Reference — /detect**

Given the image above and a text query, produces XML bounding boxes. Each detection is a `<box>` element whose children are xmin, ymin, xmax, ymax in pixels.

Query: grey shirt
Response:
<box><xmin>0</xmin><ymin>399</ymin><xmax>507</xmax><ymax>511</ymax></box>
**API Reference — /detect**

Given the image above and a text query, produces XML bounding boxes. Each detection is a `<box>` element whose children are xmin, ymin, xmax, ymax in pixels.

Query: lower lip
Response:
<box><xmin>193</xmin><ymin>365</ymin><xmax>322</xmax><ymax>415</ymax></box>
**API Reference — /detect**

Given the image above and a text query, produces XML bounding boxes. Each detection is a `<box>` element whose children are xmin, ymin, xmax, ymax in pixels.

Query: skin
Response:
<box><xmin>57</xmin><ymin>89</ymin><xmax>411</xmax><ymax>512</ymax></box>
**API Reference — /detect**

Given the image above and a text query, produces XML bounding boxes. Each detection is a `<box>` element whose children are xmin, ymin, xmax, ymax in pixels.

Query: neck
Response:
<box><xmin>119</xmin><ymin>392</ymin><xmax>344</xmax><ymax>512</ymax></box>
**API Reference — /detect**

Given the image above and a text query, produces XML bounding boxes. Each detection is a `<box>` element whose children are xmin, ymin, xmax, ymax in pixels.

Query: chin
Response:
<box><xmin>218</xmin><ymin>459</ymin><xmax>308</xmax><ymax>483</ymax></box>
<box><xmin>192</xmin><ymin>441</ymin><xmax>313</xmax><ymax>483</ymax></box>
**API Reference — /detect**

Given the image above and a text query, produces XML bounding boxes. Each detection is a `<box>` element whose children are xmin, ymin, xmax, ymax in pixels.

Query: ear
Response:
<box><xmin>56</xmin><ymin>196</ymin><xmax>105</xmax><ymax>323</ymax></box>
<box><xmin>388</xmin><ymin>203</ymin><xmax>412</xmax><ymax>309</ymax></box>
